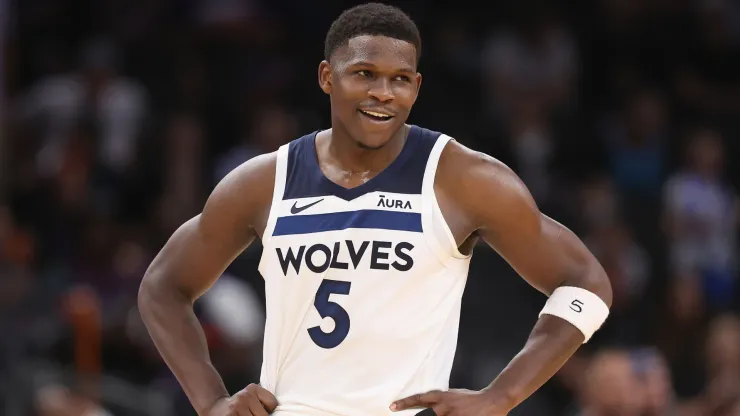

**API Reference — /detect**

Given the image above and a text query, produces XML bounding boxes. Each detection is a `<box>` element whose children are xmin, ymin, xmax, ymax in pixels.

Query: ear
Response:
<box><xmin>411</xmin><ymin>72</ymin><xmax>422</xmax><ymax>104</ymax></box>
<box><xmin>318</xmin><ymin>60</ymin><xmax>332</xmax><ymax>95</ymax></box>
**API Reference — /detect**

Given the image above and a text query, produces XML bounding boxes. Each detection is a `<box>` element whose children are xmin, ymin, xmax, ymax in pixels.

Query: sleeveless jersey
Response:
<box><xmin>257</xmin><ymin>125</ymin><xmax>472</xmax><ymax>416</ymax></box>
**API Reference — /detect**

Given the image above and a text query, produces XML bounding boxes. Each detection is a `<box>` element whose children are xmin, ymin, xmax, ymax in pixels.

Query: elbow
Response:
<box><xmin>563</xmin><ymin>258</ymin><xmax>613</xmax><ymax>309</ymax></box>
<box><xmin>137</xmin><ymin>270</ymin><xmax>157</xmax><ymax>318</ymax></box>
<box><xmin>583</xmin><ymin>260</ymin><xmax>613</xmax><ymax>309</ymax></box>
<box><xmin>137</xmin><ymin>266</ymin><xmax>171</xmax><ymax>317</ymax></box>
<box><xmin>138</xmin><ymin>265</ymin><xmax>193</xmax><ymax>318</ymax></box>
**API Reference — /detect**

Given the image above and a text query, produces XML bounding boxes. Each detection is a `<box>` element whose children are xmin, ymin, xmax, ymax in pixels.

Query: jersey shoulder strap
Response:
<box><xmin>421</xmin><ymin>132</ymin><xmax>471</xmax><ymax>262</ymax></box>
<box><xmin>262</xmin><ymin>137</ymin><xmax>294</xmax><ymax>243</ymax></box>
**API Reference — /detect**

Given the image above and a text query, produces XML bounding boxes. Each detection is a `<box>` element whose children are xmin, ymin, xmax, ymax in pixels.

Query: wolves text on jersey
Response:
<box><xmin>276</xmin><ymin>240</ymin><xmax>414</xmax><ymax>275</ymax></box>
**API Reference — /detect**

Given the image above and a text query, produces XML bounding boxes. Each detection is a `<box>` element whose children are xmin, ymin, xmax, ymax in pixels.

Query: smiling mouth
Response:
<box><xmin>358</xmin><ymin>109</ymin><xmax>394</xmax><ymax>121</ymax></box>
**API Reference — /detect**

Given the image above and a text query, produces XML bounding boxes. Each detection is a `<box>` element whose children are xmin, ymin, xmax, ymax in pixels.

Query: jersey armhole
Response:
<box><xmin>261</xmin><ymin>143</ymin><xmax>290</xmax><ymax>244</ymax></box>
<box><xmin>421</xmin><ymin>135</ymin><xmax>472</xmax><ymax>262</ymax></box>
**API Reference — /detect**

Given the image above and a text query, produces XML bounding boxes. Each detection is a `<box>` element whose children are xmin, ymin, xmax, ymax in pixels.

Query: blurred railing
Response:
<box><xmin>0</xmin><ymin>285</ymin><xmax>176</xmax><ymax>416</ymax></box>
<box><xmin>1</xmin><ymin>358</ymin><xmax>175</xmax><ymax>416</ymax></box>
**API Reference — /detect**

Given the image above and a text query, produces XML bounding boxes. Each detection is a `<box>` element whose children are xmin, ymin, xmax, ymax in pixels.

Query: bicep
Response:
<box><xmin>146</xmin><ymin>212</ymin><xmax>256</xmax><ymax>301</ymax></box>
<box><xmin>468</xmin><ymin>159</ymin><xmax>593</xmax><ymax>295</ymax></box>
<box><xmin>143</xmin><ymin>155</ymin><xmax>273</xmax><ymax>300</ymax></box>
<box><xmin>480</xmin><ymin>209</ymin><xmax>590</xmax><ymax>296</ymax></box>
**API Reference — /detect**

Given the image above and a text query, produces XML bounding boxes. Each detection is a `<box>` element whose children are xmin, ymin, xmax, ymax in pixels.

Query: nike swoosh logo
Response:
<box><xmin>290</xmin><ymin>198</ymin><xmax>324</xmax><ymax>214</ymax></box>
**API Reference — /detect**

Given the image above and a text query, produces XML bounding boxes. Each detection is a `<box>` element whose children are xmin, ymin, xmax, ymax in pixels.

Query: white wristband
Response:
<box><xmin>538</xmin><ymin>286</ymin><xmax>610</xmax><ymax>343</ymax></box>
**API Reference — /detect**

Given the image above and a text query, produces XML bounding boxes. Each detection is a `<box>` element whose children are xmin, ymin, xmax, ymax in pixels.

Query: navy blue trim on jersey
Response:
<box><xmin>272</xmin><ymin>210</ymin><xmax>422</xmax><ymax>236</ymax></box>
<box><xmin>282</xmin><ymin>125</ymin><xmax>441</xmax><ymax>201</ymax></box>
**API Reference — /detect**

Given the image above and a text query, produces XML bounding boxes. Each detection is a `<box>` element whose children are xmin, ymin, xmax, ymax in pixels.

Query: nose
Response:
<box><xmin>368</xmin><ymin>78</ymin><xmax>394</xmax><ymax>102</ymax></box>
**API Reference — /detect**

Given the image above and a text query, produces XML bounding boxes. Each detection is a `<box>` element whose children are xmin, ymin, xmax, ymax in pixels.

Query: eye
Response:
<box><xmin>355</xmin><ymin>70</ymin><xmax>372</xmax><ymax>77</ymax></box>
<box><xmin>394</xmin><ymin>75</ymin><xmax>411</xmax><ymax>82</ymax></box>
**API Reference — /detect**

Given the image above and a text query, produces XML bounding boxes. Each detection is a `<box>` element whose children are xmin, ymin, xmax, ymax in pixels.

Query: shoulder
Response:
<box><xmin>218</xmin><ymin>151</ymin><xmax>277</xmax><ymax>194</ymax></box>
<box><xmin>202</xmin><ymin>151</ymin><xmax>278</xmax><ymax>229</ymax></box>
<box><xmin>437</xmin><ymin>139</ymin><xmax>528</xmax><ymax>200</ymax></box>
<box><xmin>435</xmin><ymin>138</ymin><xmax>539</xmax><ymax>228</ymax></box>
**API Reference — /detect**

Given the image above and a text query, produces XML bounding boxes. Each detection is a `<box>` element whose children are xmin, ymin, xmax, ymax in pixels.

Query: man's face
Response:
<box><xmin>319</xmin><ymin>35</ymin><xmax>421</xmax><ymax>149</ymax></box>
<box><xmin>583</xmin><ymin>352</ymin><xmax>645</xmax><ymax>416</ymax></box>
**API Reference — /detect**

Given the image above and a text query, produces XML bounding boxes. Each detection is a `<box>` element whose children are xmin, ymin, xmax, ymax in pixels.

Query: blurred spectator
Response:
<box><xmin>663</xmin><ymin>129</ymin><xmax>738</xmax><ymax>309</ymax></box>
<box><xmin>198</xmin><ymin>273</ymin><xmax>265</xmax><ymax>393</ymax></box>
<box><xmin>214</xmin><ymin>104</ymin><xmax>299</xmax><ymax>184</ymax></box>
<box><xmin>507</xmin><ymin>101</ymin><xmax>556</xmax><ymax>205</ymax></box>
<box><xmin>678</xmin><ymin>314</ymin><xmax>740</xmax><ymax>415</ymax></box>
<box><xmin>17</xmin><ymin>38</ymin><xmax>148</xmax><ymax>178</ymax></box>
<box><xmin>704</xmin><ymin>314</ymin><xmax>740</xmax><ymax>390</ymax></box>
<box><xmin>631</xmin><ymin>348</ymin><xmax>677</xmax><ymax>416</ymax></box>
<box><xmin>673</xmin><ymin>0</ymin><xmax>740</xmax><ymax>118</ymax></box>
<box><xmin>480</xmin><ymin>5</ymin><xmax>580</xmax><ymax>211</ymax></box>
<box><xmin>573</xmin><ymin>349</ymin><xmax>645</xmax><ymax>416</ymax></box>
<box><xmin>481</xmin><ymin>6</ymin><xmax>578</xmax><ymax>126</ymax></box>
<box><xmin>199</xmin><ymin>273</ymin><xmax>265</xmax><ymax>348</ymax></box>
<box><xmin>578</xmin><ymin>175</ymin><xmax>621</xmax><ymax>232</ymax></box>
<box><xmin>0</xmin><ymin>203</ymin><xmax>36</xmax><ymax>268</ymax></box>
<box><xmin>600</xmin><ymin>88</ymin><xmax>668</xmax><ymax>199</ymax></box>
<box><xmin>191</xmin><ymin>0</ymin><xmax>260</xmax><ymax>29</ymax></box>
<box><xmin>653</xmin><ymin>277</ymin><xmax>708</xmax><ymax>400</ymax></box>
<box><xmin>157</xmin><ymin>113</ymin><xmax>206</xmax><ymax>235</ymax></box>
<box><xmin>34</xmin><ymin>383</ymin><xmax>112</xmax><ymax>416</ymax></box>
<box><xmin>585</xmin><ymin>219</ymin><xmax>650</xmax><ymax>343</ymax></box>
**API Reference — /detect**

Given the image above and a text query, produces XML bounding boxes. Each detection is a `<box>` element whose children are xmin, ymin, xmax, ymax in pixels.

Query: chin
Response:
<box><xmin>352</xmin><ymin>124</ymin><xmax>403</xmax><ymax>150</ymax></box>
<box><xmin>354</xmin><ymin>133</ymin><xmax>396</xmax><ymax>150</ymax></box>
<box><xmin>355</xmin><ymin>137</ymin><xmax>390</xmax><ymax>150</ymax></box>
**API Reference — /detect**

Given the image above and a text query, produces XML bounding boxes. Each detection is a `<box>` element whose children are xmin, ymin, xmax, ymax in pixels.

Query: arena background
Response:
<box><xmin>3</xmin><ymin>0</ymin><xmax>740</xmax><ymax>415</ymax></box>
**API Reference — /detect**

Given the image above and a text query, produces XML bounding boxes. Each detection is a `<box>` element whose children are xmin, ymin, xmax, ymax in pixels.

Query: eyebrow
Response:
<box><xmin>348</xmin><ymin>61</ymin><xmax>415</xmax><ymax>74</ymax></box>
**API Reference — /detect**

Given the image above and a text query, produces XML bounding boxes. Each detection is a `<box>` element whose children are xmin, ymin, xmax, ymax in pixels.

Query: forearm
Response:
<box><xmin>138</xmin><ymin>277</ymin><xmax>228</xmax><ymax>415</ymax></box>
<box><xmin>483</xmin><ymin>267</ymin><xmax>612</xmax><ymax>411</ymax></box>
<box><xmin>482</xmin><ymin>315</ymin><xmax>583</xmax><ymax>411</ymax></box>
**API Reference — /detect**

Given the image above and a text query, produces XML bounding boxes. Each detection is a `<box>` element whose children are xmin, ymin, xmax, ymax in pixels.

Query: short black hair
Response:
<box><xmin>324</xmin><ymin>2</ymin><xmax>421</xmax><ymax>64</ymax></box>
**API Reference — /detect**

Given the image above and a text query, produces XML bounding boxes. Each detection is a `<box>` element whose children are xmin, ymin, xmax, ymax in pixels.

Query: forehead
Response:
<box><xmin>335</xmin><ymin>35</ymin><xmax>417</xmax><ymax>70</ymax></box>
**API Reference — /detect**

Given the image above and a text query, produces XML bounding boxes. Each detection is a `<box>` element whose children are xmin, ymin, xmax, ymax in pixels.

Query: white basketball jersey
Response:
<box><xmin>257</xmin><ymin>125</ymin><xmax>472</xmax><ymax>416</ymax></box>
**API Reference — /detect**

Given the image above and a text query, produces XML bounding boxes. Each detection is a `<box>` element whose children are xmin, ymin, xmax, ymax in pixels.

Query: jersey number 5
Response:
<box><xmin>308</xmin><ymin>279</ymin><xmax>351</xmax><ymax>348</ymax></box>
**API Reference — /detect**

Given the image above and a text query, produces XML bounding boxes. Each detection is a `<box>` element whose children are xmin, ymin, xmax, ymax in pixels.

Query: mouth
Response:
<box><xmin>358</xmin><ymin>109</ymin><xmax>394</xmax><ymax>122</ymax></box>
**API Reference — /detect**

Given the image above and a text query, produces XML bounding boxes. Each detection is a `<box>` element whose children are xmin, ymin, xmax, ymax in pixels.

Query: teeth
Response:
<box><xmin>361</xmin><ymin>110</ymin><xmax>392</xmax><ymax>119</ymax></box>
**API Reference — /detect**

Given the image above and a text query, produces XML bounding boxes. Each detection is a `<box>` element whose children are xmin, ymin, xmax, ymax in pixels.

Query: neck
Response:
<box><xmin>323</xmin><ymin>124</ymin><xmax>409</xmax><ymax>174</ymax></box>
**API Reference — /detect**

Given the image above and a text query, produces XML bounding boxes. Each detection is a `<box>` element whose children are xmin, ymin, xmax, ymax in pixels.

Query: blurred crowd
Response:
<box><xmin>3</xmin><ymin>0</ymin><xmax>740</xmax><ymax>415</ymax></box>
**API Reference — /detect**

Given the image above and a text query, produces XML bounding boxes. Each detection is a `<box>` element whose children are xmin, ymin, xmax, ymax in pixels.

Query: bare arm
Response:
<box><xmin>138</xmin><ymin>153</ymin><xmax>275</xmax><ymax>415</ymax></box>
<box><xmin>457</xmin><ymin>148</ymin><xmax>613</xmax><ymax>410</ymax></box>
<box><xmin>391</xmin><ymin>143</ymin><xmax>612</xmax><ymax>415</ymax></box>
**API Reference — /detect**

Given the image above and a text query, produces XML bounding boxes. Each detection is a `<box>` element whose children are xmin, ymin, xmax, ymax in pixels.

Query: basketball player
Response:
<box><xmin>138</xmin><ymin>3</ymin><xmax>612</xmax><ymax>416</ymax></box>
